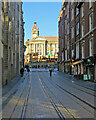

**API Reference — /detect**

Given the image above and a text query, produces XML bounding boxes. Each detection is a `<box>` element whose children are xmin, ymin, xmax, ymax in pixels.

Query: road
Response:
<box><xmin>2</xmin><ymin>69</ymin><xmax>96</xmax><ymax>119</ymax></box>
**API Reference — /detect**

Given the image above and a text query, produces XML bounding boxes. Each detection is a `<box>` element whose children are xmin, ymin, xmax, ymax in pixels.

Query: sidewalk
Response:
<box><xmin>55</xmin><ymin>71</ymin><xmax>96</xmax><ymax>91</ymax></box>
<box><xmin>2</xmin><ymin>74</ymin><xmax>22</xmax><ymax>96</ymax></box>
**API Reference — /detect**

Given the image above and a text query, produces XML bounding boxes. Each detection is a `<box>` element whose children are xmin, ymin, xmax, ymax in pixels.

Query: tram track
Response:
<box><xmin>2</xmin><ymin>73</ymin><xmax>28</xmax><ymax>110</ymax></box>
<box><xmin>39</xmin><ymin>72</ymin><xmax>95</xmax><ymax>116</ymax></box>
<box><xmin>50</xmin><ymin>72</ymin><xmax>95</xmax><ymax>97</ymax></box>
<box><xmin>6</xmin><ymin>73</ymin><xmax>31</xmax><ymax>120</ymax></box>
<box><xmin>36</xmin><ymin>71</ymin><xmax>76</xmax><ymax>119</ymax></box>
<box><xmin>20</xmin><ymin>73</ymin><xmax>31</xmax><ymax>119</ymax></box>
<box><xmin>53</xmin><ymin>72</ymin><xmax>96</xmax><ymax>97</ymax></box>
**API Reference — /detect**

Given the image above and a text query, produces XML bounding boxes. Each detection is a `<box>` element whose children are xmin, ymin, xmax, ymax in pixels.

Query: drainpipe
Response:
<box><xmin>69</xmin><ymin>3</ymin><xmax>71</xmax><ymax>75</ymax></box>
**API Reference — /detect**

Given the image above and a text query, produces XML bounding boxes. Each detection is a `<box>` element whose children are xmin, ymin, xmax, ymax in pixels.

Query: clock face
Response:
<box><xmin>33</xmin><ymin>34</ymin><xmax>37</xmax><ymax>38</ymax></box>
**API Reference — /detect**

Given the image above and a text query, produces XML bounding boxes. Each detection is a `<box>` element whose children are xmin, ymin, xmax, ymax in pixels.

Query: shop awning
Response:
<box><xmin>72</xmin><ymin>60</ymin><xmax>83</xmax><ymax>66</ymax></box>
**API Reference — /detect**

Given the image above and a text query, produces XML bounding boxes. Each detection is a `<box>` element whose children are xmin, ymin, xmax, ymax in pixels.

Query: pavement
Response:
<box><xmin>54</xmin><ymin>71</ymin><xmax>96</xmax><ymax>91</ymax></box>
<box><xmin>2</xmin><ymin>74</ymin><xmax>21</xmax><ymax>96</ymax></box>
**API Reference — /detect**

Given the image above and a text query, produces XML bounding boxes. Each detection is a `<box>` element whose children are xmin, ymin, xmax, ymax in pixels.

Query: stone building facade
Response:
<box><xmin>0</xmin><ymin>2</ymin><xmax>24</xmax><ymax>85</ymax></box>
<box><xmin>25</xmin><ymin>22</ymin><xmax>58</xmax><ymax>64</ymax></box>
<box><xmin>0</xmin><ymin>2</ymin><xmax>2</xmax><ymax>86</ymax></box>
<box><xmin>58</xmin><ymin>1</ymin><xmax>96</xmax><ymax>82</ymax></box>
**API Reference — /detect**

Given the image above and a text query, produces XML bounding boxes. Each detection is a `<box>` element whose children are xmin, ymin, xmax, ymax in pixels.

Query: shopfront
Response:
<box><xmin>84</xmin><ymin>57</ymin><xmax>95</xmax><ymax>81</ymax></box>
<box><xmin>72</xmin><ymin>60</ymin><xmax>84</xmax><ymax>79</ymax></box>
<box><xmin>64</xmin><ymin>62</ymin><xmax>71</xmax><ymax>74</ymax></box>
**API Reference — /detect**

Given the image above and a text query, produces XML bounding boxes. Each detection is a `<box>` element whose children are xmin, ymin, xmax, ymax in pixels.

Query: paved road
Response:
<box><xmin>2</xmin><ymin>69</ymin><xmax>96</xmax><ymax>119</ymax></box>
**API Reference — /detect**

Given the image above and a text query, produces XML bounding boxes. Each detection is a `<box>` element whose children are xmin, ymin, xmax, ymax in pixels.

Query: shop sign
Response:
<box><xmin>87</xmin><ymin>59</ymin><xmax>91</xmax><ymax>62</ymax></box>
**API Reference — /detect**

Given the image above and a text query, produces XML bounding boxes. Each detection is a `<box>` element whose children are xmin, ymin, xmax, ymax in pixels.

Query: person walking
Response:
<box><xmin>20</xmin><ymin>67</ymin><xmax>24</xmax><ymax>77</ymax></box>
<box><xmin>27</xmin><ymin>68</ymin><xmax>30</xmax><ymax>73</ymax></box>
<box><xmin>49</xmin><ymin>67</ymin><xmax>52</xmax><ymax>77</ymax></box>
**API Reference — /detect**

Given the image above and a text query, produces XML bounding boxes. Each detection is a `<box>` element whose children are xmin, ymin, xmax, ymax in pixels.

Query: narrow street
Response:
<box><xmin>2</xmin><ymin>69</ymin><xmax>96</xmax><ymax>119</ymax></box>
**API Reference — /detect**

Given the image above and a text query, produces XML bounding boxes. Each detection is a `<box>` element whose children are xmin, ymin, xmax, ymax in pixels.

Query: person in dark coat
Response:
<box><xmin>20</xmin><ymin>67</ymin><xmax>24</xmax><ymax>77</ymax></box>
<box><xmin>27</xmin><ymin>68</ymin><xmax>30</xmax><ymax>72</ymax></box>
<box><xmin>49</xmin><ymin>67</ymin><xmax>52</xmax><ymax>77</ymax></box>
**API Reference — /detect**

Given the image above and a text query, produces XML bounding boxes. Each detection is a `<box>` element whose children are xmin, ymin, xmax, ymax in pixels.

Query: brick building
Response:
<box><xmin>0</xmin><ymin>2</ymin><xmax>24</xmax><ymax>85</ymax></box>
<box><xmin>58</xmin><ymin>1</ymin><xmax>96</xmax><ymax>82</ymax></box>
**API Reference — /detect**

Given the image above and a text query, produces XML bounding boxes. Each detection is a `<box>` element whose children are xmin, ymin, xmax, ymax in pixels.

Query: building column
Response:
<box><xmin>34</xmin><ymin>43</ymin><xmax>35</xmax><ymax>53</ymax></box>
<box><xmin>44</xmin><ymin>43</ymin><xmax>45</xmax><ymax>56</ymax></box>
<box><xmin>30</xmin><ymin>44</ymin><xmax>31</xmax><ymax>53</ymax></box>
<box><xmin>49</xmin><ymin>44</ymin><xmax>51</xmax><ymax>54</ymax></box>
<box><xmin>35</xmin><ymin>44</ymin><xmax>36</xmax><ymax>53</ymax></box>
<box><xmin>41</xmin><ymin>44</ymin><xmax>43</xmax><ymax>55</ymax></box>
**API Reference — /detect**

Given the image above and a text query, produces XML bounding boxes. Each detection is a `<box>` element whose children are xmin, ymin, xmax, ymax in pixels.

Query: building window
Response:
<box><xmin>40</xmin><ymin>44</ymin><xmax>42</xmax><ymax>48</ymax></box>
<box><xmin>47</xmin><ymin>50</ymin><xmax>49</xmax><ymax>54</ymax></box>
<box><xmin>65</xmin><ymin>35</ymin><xmax>67</xmax><ymax>41</ymax></box>
<box><xmin>65</xmin><ymin>50</ymin><xmax>67</xmax><ymax>60</ymax></box>
<box><xmin>67</xmin><ymin>5</ymin><xmax>69</xmax><ymax>19</ymax></box>
<box><xmin>89</xmin><ymin>0</ymin><xmax>93</xmax><ymax>8</ymax></box>
<box><xmin>89</xmin><ymin>13</ymin><xmax>93</xmax><ymax>31</ymax></box>
<box><xmin>67</xmin><ymin>24</ymin><xmax>69</xmax><ymax>35</ymax></box>
<box><xmin>71</xmin><ymin>27</ymin><xmax>74</xmax><ymax>39</ymax></box>
<box><xmin>62</xmin><ymin>39</ymin><xmax>63</xmax><ymax>49</ymax></box>
<box><xmin>40</xmin><ymin>50</ymin><xmax>42</xmax><ymax>55</ymax></box>
<box><xmin>37</xmin><ymin>44</ymin><xmax>41</xmax><ymax>48</ymax></box>
<box><xmin>72</xmin><ymin>49</ymin><xmax>74</xmax><ymax>58</ymax></box>
<box><xmin>31</xmin><ymin>44</ymin><xmax>34</xmax><ymax>48</ymax></box>
<box><xmin>51</xmin><ymin>44</ymin><xmax>54</xmax><ymax>48</ymax></box>
<box><xmin>37</xmin><ymin>50</ymin><xmax>39</xmax><ymax>55</ymax></box>
<box><xmin>72</xmin><ymin>45</ymin><xmax>74</xmax><ymax>58</ymax></box>
<box><xmin>76</xmin><ymin>42</ymin><xmax>79</xmax><ymax>59</ymax></box>
<box><xmin>82</xmin><ymin>42</ymin><xmax>85</xmax><ymax>59</ymax></box>
<box><xmin>77</xmin><ymin>22</ymin><xmax>80</xmax><ymax>35</ymax></box>
<box><xmin>71</xmin><ymin>8</ymin><xmax>74</xmax><ymax>21</ymax></box>
<box><xmin>62</xmin><ymin>53</ymin><xmax>64</xmax><ymax>61</ymax></box>
<box><xmin>55</xmin><ymin>44</ymin><xmax>58</xmax><ymax>48</ymax></box>
<box><xmin>76</xmin><ymin>8</ymin><xmax>79</xmax><ymax>16</ymax></box>
<box><xmin>9</xmin><ymin>48</ymin><xmax>11</xmax><ymax>61</ymax></box>
<box><xmin>89</xmin><ymin>38</ymin><xmax>93</xmax><ymax>56</ymax></box>
<box><xmin>62</xmin><ymin>24</ymin><xmax>64</xmax><ymax>35</ymax></box>
<box><xmin>81</xmin><ymin>22</ymin><xmax>85</xmax><ymax>37</ymax></box>
<box><xmin>55</xmin><ymin>50</ymin><xmax>58</xmax><ymax>55</ymax></box>
<box><xmin>67</xmin><ymin>41</ymin><xmax>69</xmax><ymax>50</ymax></box>
<box><xmin>81</xmin><ymin>4</ymin><xmax>84</xmax><ymax>17</ymax></box>
<box><xmin>51</xmin><ymin>50</ymin><xmax>54</xmax><ymax>56</ymax></box>
<box><xmin>37</xmin><ymin>44</ymin><xmax>39</xmax><ymax>48</ymax></box>
<box><xmin>47</xmin><ymin>45</ymin><xmax>49</xmax><ymax>48</ymax></box>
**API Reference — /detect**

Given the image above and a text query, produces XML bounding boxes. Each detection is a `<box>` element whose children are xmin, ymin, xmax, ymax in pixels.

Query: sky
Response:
<box><xmin>22</xmin><ymin>2</ymin><xmax>62</xmax><ymax>44</ymax></box>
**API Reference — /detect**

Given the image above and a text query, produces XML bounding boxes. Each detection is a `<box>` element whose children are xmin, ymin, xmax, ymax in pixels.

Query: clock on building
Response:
<box><xmin>33</xmin><ymin>34</ymin><xmax>37</xmax><ymax>38</ymax></box>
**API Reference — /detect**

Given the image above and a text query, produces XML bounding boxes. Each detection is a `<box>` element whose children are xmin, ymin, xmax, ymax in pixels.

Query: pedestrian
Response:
<box><xmin>49</xmin><ymin>67</ymin><xmax>52</xmax><ymax>77</ymax></box>
<box><xmin>48</xmin><ymin>64</ymin><xmax>49</xmax><ymax>68</ymax></box>
<box><xmin>54</xmin><ymin>64</ymin><xmax>55</xmax><ymax>69</ymax></box>
<box><xmin>20</xmin><ymin>67</ymin><xmax>24</xmax><ymax>77</ymax></box>
<box><xmin>27</xmin><ymin>68</ymin><xmax>30</xmax><ymax>73</ymax></box>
